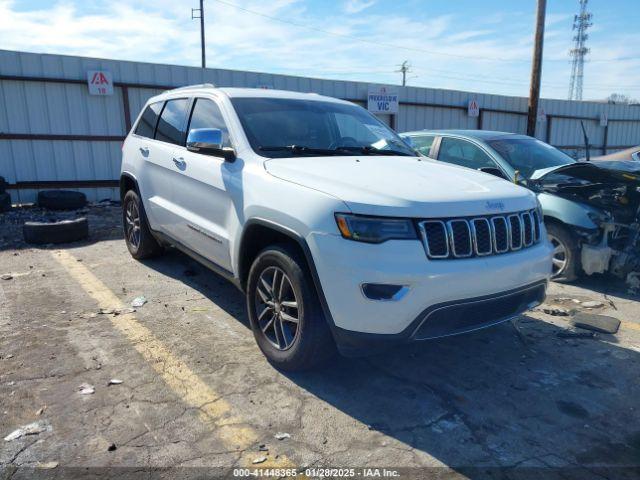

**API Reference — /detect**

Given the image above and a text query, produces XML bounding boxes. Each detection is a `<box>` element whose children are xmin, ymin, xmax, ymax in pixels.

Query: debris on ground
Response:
<box><xmin>4</xmin><ymin>420</ymin><xmax>51</xmax><ymax>442</ymax></box>
<box><xmin>556</xmin><ymin>329</ymin><xmax>597</xmax><ymax>339</ymax></box>
<box><xmin>131</xmin><ymin>296</ymin><xmax>147</xmax><ymax>308</ymax></box>
<box><xmin>274</xmin><ymin>432</ymin><xmax>291</xmax><ymax>440</ymax></box>
<box><xmin>258</xmin><ymin>444</ymin><xmax>269</xmax><ymax>452</ymax></box>
<box><xmin>252</xmin><ymin>456</ymin><xmax>268</xmax><ymax>464</ymax></box>
<box><xmin>78</xmin><ymin>383</ymin><xmax>95</xmax><ymax>395</ymax></box>
<box><xmin>35</xmin><ymin>406</ymin><xmax>47</xmax><ymax>416</ymax></box>
<box><xmin>36</xmin><ymin>461</ymin><xmax>59</xmax><ymax>469</ymax></box>
<box><xmin>542</xmin><ymin>307</ymin><xmax>570</xmax><ymax>316</ymax></box>
<box><xmin>580</xmin><ymin>300</ymin><xmax>604</xmax><ymax>309</ymax></box>
<box><xmin>1</xmin><ymin>274</ymin><xmax>12</xmax><ymax>280</ymax></box>
<box><xmin>98</xmin><ymin>307</ymin><xmax>135</xmax><ymax>316</ymax></box>
<box><xmin>107</xmin><ymin>443</ymin><xmax>117</xmax><ymax>452</ymax></box>
<box><xmin>107</xmin><ymin>379</ymin><xmax>123</xmax><ymax>386</ymax></box>
<box><xmin>570</xmin><ymin>313</ymin><xmax>621</xmax><ymax>334</ymax></box>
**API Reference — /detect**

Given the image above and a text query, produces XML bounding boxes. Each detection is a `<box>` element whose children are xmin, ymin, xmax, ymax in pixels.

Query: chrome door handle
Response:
<box><xmin>173</xmin><ymin>157</ymin><xmax>186</xmax><ymax>170</ymax></box>
<box><xmin>139</xmin><ymin>147</ymin><xmax>149</xmax><ymax>157</ymax></box>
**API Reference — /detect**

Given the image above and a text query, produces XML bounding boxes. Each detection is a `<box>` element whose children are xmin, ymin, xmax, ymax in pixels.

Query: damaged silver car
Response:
<box><xmin>400</xmin><ymin>130</ymin><xmax>640</xmax><ymax>282</ymax></box>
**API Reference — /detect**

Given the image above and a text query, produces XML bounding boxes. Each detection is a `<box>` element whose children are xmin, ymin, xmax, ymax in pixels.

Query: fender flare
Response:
<box><xmin>238</xmin><ymin>218</ymin><xmax>336</xmax><ymax>329</ymax></box>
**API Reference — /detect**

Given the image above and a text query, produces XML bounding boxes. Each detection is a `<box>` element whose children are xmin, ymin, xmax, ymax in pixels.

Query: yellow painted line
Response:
<box><xmin>52</xmin><ymin>249</ymin><xmax>293</xmax><ymax>468</ymax></box>
<box><xmin>621</xmin><ymin>320</ymin><xmax>640</xmax><ymax>332</ymax></box>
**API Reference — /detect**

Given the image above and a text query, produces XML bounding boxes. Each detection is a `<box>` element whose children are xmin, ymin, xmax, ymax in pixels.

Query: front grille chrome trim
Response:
<box><xmin>470</xmin><ymin>218</ymin><xmax>492</xmax><ymax>256</ymax></box>
<box><xmin>446</xmin><ymin>220</ymin><xmax>473</xmax><ymax>258</ymax></box>
<box><xmin>420</xmin><ymin>209</ymin><xmax>541</xmax><ymax>260</ymax></box>
<box><xmin>418</xmin><ymin>220</ymin><xmax>449</xmax><ymax>259</ymax></box>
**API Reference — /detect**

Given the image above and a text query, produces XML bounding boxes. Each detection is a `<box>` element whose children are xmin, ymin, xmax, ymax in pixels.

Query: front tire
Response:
<box><xmin>122</xmin><ymin>190</ymin><xmax>163</xmax><ymax>260</ymax></box>
<box><xmin>546</xmin><ymin>222</ymin><xmax>579</xmax><ymax>282</ymax></box>
<box><xmin>246</xmin><ymin>245</ymin><xmax>335</xmax><ymax>371</ymax></box>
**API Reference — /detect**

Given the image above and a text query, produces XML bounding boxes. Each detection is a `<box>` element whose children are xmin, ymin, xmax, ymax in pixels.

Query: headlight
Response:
<box><xmin>335</xmin><ymin>213</ymin><xmax>417</xmax><ymax>243</ymax></box>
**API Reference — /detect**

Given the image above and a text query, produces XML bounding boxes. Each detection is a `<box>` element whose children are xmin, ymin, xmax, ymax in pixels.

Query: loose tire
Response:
<box><xmin>546</xmin><ymin>222</ymin><xmax>580</xmax><ymax>282</ymax></box>
<box><xmin>23</xmin><ymin>218</ymin><xmax>89</xmax><ymax>244</ymax></box>
<box><xmin>37</xmin><ymin>190</ymin><xmax>87</xmax><ymax>210</ymax></box>
<box><xmin>246</xmin><ymin>245</ymin><xmax>335</xmax><ymax>371</ymax></box>
<box><xmin>122</xmin><ymin>189</ymin><xmax>163</xmax><ymax>259</ymax></box>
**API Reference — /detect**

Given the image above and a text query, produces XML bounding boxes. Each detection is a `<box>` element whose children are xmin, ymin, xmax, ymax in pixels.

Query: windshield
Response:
<box><xmin>488</xmin><ymin>138</ymin><xmax>575</xmax><ymax>179</ymax></box>
<box><xmin>230</xmin><ymin>97</ymin><xmax>416</xmax><ymax>158</ymax></box>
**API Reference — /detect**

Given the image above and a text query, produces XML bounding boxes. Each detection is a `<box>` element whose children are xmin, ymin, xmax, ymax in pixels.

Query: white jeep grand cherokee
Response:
<box><xmin>120</xmin><ymin>85</ymin><xmax>553</xmax><ymax>370</ymax></box>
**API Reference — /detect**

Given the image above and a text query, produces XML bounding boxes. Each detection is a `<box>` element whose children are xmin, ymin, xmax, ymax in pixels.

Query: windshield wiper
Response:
<box><xmin>258</xmin><ymin>145</ymin><xmax>344</xmax><ymax>156</ymax></box>
<box><xmin>335</xmin><ymin>145</ymin><xmax>414</xmax><ymax>157</ymax></box>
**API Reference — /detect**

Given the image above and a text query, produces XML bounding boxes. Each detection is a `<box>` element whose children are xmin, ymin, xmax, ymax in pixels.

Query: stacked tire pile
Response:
<box><xmin>23</xmin><ymin>190</ymin><xmax>89</xmax><ymax>245</ymax></box>
<box><xmin>0</xmin><ymin>176</ymin><xmax>10</xmax><ymax>212</ymax></box>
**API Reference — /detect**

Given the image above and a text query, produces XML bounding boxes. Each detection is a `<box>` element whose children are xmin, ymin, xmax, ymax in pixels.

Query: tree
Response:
<box><xmin>607</xmin><ymin>93</ymin><xmax>639</xmax><ymax>104</ymax></box>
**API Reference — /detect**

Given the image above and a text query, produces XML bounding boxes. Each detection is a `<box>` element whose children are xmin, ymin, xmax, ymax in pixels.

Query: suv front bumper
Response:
<box><xmin>307</xmin><ymin>233</ymin><xmax>552</xmax><ymax>355</ymax></box>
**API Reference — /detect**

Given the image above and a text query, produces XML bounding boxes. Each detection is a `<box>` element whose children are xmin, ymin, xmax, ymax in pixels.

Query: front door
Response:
<box><xmin>169</xmin><ymin>97</ymin><xmax>237</xmax><ymax>271</ymax></box>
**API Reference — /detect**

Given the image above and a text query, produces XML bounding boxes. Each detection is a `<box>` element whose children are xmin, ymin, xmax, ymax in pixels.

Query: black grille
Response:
<box><xmin>522</xmin><ymin>212</ymin><xmax>533</xmax><ymax>246</ymax></box>
<box><xmin>509</xmin><ymin>215</ymin><xmax>522</xmax><ymax>249</ymax></box>
<box><xmin>413</xmin><ymin>283</ymin><xmax>546</xmax><ymax>339</ymax></box>
<box><xmin>472</xmin><ymin>219</ymin><xmax>492</xmax><ymax>255</ymax></box>
<box><xmin>419</xmin><ymin>209</ymin><xmax>541</xmax><ymax>260</ymax></box>
<box><xmin>492</xmin><ymin>217</ymin><xmax>509</xmax><ymax>253</ymax></box>
<box><xmin>421</xmin><ymin>221</ymin><xmax>448</xmax><ymax>257</ymax></box>
<box><xmin>449</xmin><ymin>220</ymin><xmax>472</xmax><ymax>257</ymax></box>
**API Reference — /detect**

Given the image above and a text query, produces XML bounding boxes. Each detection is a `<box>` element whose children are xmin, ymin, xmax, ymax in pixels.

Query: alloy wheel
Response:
<box><xmin>125</xmin><ymin>200</ymin><xmax>141</xmax><ymax>249</ymax></box>
<box><xmin>255</xmin><ymin>266</ymin><xmax>300</xmax><ymax>350</ymax></box>
<box><xmin>548</xmin><ymin>233</ymin><xmax>568</xmax><ymax>276</ymax></box>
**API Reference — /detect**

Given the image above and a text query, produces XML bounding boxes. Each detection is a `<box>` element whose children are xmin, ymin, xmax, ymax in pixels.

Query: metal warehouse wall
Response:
<box><xmin>1</xmin><ymin>49</ymin><xmax>639</xmax><ymax>203</ymax></box>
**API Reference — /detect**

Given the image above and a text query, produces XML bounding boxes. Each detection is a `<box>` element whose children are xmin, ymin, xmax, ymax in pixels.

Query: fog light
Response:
<box><xmin>361</xmin><ymin>283</ymin><xmax>409</xmax><ymax>301</ymax></box>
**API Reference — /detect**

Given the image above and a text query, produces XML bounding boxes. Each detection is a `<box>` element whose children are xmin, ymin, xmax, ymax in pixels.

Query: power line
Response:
<box><xmin>396</xmin><ymin>61</ymin><xmax>411</xmax><ymax>86</ymax></box>
<box><xmin>210</xmin><ymin>0</ymin><xmax>637</xmax><ymax>65</ymax></box>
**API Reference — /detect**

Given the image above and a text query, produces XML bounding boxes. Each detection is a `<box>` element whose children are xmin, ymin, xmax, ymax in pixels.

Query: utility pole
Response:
<box><xmin>568</xmin><ymin>0</ymin><xmax>592</xmax><ymax>100</ymax></box>
<box><xmin>396</xmin><ymin>61</ymin><xmax>411</xmax><ymax>87</ymax></box>
<box><xmin>192</xmin><ymin>1</ymin><xmax>206</xmax><ymax>68</ymax></box>
<box><xmin>526</xmin><ymin>0</ymin><xmax>546</xmax><ymax>137</ymax></box>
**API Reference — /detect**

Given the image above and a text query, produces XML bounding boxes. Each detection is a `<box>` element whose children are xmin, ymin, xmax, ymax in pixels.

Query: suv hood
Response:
<box><xmin>265</xmin><ymin>155</ymin><xmax>536</xmax><ymax>217</ymax></box>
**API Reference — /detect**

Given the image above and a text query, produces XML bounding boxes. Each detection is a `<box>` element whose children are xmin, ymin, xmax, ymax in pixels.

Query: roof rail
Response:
<box><xmin>167</xmin><ymin>83</ymin><xmax>215</xmax><ymax>92</ymax></box>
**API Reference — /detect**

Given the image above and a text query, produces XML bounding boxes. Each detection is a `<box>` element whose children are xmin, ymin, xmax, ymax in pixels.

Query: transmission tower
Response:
<box><xmin>568</xmin><ymin>0</ymin><xmax>592</xmax><ymax>100</ymax></box>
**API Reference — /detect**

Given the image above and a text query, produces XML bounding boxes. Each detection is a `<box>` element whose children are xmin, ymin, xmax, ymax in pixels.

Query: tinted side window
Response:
<box><xmin>187</xmin><ymin>98</ymin><xmax>230</xmax><ymax>147</ymax></box>
<box><xmin>410</xmin><ymin>135</ymin><xmax>435</xmax><ymax>156</ymax></box>
<box><xmin>134</xmin><ymin>102</ymin><xmax>163</xmax><ymax>138</ymax></box>
<box><xmin>155</xmin><ymin>98</ymin><xmax>190</xmax><ymax>145</ymax></box>
<box><xmin>438</xmin><ymin>137</ymin><xmax>496</xmax><ymax>169</ymax></box>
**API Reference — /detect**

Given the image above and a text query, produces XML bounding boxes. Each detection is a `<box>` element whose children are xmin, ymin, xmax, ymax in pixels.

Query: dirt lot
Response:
<box><xmin>1</xmin><ymin>205</ymin><xmax>640</xmax><ymax>479</ymax></box>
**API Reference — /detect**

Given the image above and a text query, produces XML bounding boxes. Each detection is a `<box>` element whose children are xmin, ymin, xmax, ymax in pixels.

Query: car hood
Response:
<box><xmin>530</xmin><ymin>162</ymin><xmax>640</xmax><ymax>185</ymax></box>
<box><xmin>264</xmin><ymin>155</ymin><xmax>536</xmax><ymax>217</ymax></box>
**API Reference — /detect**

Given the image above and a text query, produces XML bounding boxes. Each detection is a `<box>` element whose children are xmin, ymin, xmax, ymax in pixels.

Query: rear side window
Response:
<box><xmin>438</xmin><ymin>137</ymin><xmax>496</xmax><ymax>169</ymax></box>
<box><xmin>187</xmin><ymin>98</ymin><xmax>231</xmax><ymax>147</ymax></box>
<box><xmin>155</xmin><ymin>98</ymin><xmax>190</xmax><ymax>145</ymax></box>
<box><xmin>134</xmin><ymin>102</ymin><xmax>163</xmax><ymax>138</ymax></box>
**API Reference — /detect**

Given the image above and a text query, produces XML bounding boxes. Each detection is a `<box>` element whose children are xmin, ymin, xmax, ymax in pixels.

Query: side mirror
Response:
<box><xmin>186</xmin><ymin>128</ymin><xmax>236</xmax><ymax>162</ymax></box>
<box><xmin>479</xmin><ymin>166</ymin><xmax>508</xmax><ymax>180</ymax></box>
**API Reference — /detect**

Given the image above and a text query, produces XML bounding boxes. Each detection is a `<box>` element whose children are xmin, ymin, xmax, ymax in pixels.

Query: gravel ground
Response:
<box><xmin>1</xmin><ymin>205</ymin><xmax>639</xmax><ymax>479</ymax></box>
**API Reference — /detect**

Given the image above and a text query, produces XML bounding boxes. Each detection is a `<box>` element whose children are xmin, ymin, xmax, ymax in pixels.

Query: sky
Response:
<box><xmin>1</xmin><ymin>0</ymin><xmax>639</xmax><ymax>101</ymax></box>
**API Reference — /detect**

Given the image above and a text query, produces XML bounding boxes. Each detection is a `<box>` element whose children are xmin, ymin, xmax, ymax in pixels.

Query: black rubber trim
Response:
<box><xmin>152</xmin><ymin>230</ymin><xmax>242</xmax><ymax>290</ymax></box>
<box><xmin>332</xmin><ymin>280</ymin><xmax>548</xmax><ymax>357</ymax></box>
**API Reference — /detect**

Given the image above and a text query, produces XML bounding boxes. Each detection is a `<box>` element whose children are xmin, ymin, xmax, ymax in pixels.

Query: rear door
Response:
<box><xmin>129</xmin><ymin>100</ymin><xmax>177</xmax><ymax>231</ymax></box>
<box><xmin>168</xmin><ymin>96</ymin><xmax>237</xmax><ymax>271</ymax></box>
<box><xmin>147</xmin><ymin>98</ymin><xmax>192</xmax><ymax>236</ymax></box>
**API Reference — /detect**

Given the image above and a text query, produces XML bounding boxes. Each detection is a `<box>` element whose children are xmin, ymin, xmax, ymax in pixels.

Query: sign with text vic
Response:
<box><xmin>367</xmin><ymin>86</ymin><xmax>399</xmax><ymax>114</ymax></box>
<box><xmin>87</xmin><ymin>70</ymin><xmax>114</xmax><ymax>96</ymax></box>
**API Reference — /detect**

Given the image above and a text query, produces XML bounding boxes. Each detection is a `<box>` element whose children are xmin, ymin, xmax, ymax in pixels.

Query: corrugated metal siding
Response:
<box><xmin>1</xmin><ymin>49</ymin><xmax>639</xmax><ymax>203</ymax></box>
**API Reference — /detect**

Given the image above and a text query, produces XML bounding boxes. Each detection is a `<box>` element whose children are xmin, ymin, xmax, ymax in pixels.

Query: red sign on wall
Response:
<box><xmin>87</xmin><ymin>70</ymin><xmax>113</xmax><ymax>95</ymax></box>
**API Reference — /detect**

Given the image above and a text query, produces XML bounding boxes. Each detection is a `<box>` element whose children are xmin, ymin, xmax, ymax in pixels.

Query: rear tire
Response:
<box><xmin>547</xmin><ymin>222</ymin><xmax>579</xmax><ymax>282</ymax></box>
<box><xmin>122</xmin><ymin>190</ymin><xmax>163</xmax><ymax>259</ymax></box>
<box><xmin>246</xmin><ymin>244</ymin><xmax>335</xmax><ymax>371</ymax></box>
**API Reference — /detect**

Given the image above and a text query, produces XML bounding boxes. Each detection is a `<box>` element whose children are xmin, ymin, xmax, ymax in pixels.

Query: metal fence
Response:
<box><xmin>1</xmin><ymin>49</ymin><xmax>639</xmax><ymax>203</ymax></box>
